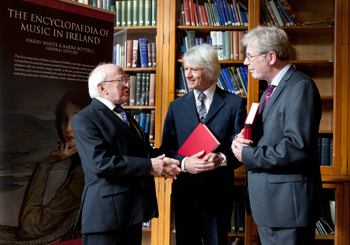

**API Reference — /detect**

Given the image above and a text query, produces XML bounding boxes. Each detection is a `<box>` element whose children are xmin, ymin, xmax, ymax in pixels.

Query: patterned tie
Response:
<box><xmin>197</xmin><ymin>92</ymin><xmax>207</xmax><ymax>123</ymax></box>
<box><xmin>113</xmin><ymin>106</ymin><xmax>130</xmax><ymax>127</ymax></box>
<box><xmin>262</xmin><ymin>85</ymin><xmax>276</xmax><ymax>111</ymax></box>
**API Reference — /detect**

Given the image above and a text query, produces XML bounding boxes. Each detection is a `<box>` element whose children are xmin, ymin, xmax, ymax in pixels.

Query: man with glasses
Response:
<box><xmin>231</xmin><ymin>26</ymin><xmax>323</xmax><ymax>245</ymax></box>
<box><xmin>72</xmin><ymin>63</ymin><xmax>181</xmax><ymax>245</ymax></box>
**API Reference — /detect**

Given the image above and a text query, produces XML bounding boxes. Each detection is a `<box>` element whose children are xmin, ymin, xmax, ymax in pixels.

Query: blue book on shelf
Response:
<box><xmin>320</xmin><ymin>137</ymin><xmax>330</xmax><ymax>166</ymax></box>
<box><xmin>213</xmin><ymin>0</ymin><xmax>223</xmax><ymax>26</ymax></box>
<box><xmin>139</xmin><ymin>38</ymin><xmax>148</xmax><ymax>68</ymax></box>
<box><xmin>230</xmin><ymin>4</ymin><xmax>238</xmax><ymax>26</ymax></box>
<box><xmin>140</xmin><ymin>113</ymin><xmax>147</xmax><ymax>130</ymax></box>
<box><xmin>226</xmin><ymin>2</ymin><xmax>235</xmax><ymax>26</ymax></box>
<box><xmin>221</xmin><ymin>69</ymin><xmax>234</xmax><ymax>93</ymax></box>
<box><xmin>180</xmin><ymin>67</ymin><xmax>189</xmax><ymax>93</ymax></box>
<box><xmin>144</xmin><ymin>113</ymin><xmax>151</xmax><ymax>134</ymax></box>
<box><xmin>218</xmin><ymin>73</ymin><xmax>229</xmax><ymax>92</ymax></box>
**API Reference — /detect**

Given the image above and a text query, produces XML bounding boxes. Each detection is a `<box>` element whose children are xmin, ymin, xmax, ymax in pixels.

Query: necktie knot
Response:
<box><xmin>262</xmin><ymin>85</ymin><xmax>276</xmax><ymax>111</ymax></box>
<box><xmin>113</xmin><ymin>106</ymin><xmax>130</xmax><ymax>127</ymax></box>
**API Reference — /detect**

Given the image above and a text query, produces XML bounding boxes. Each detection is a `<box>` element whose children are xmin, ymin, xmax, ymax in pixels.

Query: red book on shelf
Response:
<box><xmin>243</xmin><ymin>102</ymin><xmax>260</xmax><ymax>140</ymax></box>
<box><xmin>183</xmin><ymin>0</ymin><xmax>191</xmax><ymax>26</ymax></box>
<box><xmin>177</xmin><ymin>123</ymin><xmax>221</xmax><ymax>158</ymax></box>
<box><xmin>126</xmin><ymin>40</ymin><xmax>133</xmax><ymax>68</ymax></box>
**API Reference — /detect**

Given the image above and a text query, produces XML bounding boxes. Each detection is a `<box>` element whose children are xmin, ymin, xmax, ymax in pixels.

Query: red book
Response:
<box><xmin>177</xmin><ymin>123</ymin><xmax>221</xmax><ymax>158</ymax></box>
<box><xmin>126</xmin><ymin>40</ymin><xmax>133</xmax><ymax>68</ymax></box>
<box><xmin>183</xmin><ymin>0</ymin><xmax>191</xmax><ymax>26</ymax></box>
<box><xmin>243</xmin><ymin>103</ymin><xmax>260</xmax><ymax>140</ymax></box>
<box><xmin>149</xmin><ymin>73</ymin><xmax>156</xmax><ymax>106</ymax></box>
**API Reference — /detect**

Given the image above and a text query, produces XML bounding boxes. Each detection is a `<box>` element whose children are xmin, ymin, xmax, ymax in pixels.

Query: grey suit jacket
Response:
<box><xmin>242</xmin><ymin>67</ymin><xmax>323</xmax><ymax>228</ymax></box>
<box><xmin>72</xmin><ymin>99</ymin><xmax>158</xmax><ymax>234</ymax></box>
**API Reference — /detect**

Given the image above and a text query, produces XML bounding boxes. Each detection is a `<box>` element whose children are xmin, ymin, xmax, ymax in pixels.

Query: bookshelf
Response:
<box><xmin>63</xmin><ymin>0</ymin><xmax>349</xmax><ymax>245</ymax></box>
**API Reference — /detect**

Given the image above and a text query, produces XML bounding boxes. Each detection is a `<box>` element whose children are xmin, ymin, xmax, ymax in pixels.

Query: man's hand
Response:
<box><xmin>150</xmin><ymin>154</ymin><xmax>181</xmax><ymax>179</ymax></box>
<box><xmin>231</xmin><ymin>129</ymin><xmax>254</xmax><ymax>162</ymax></box>
<box><xmin>184</xmin><ymin>150</ymin><xmax>218</xmax><ymax>174</ymax></box>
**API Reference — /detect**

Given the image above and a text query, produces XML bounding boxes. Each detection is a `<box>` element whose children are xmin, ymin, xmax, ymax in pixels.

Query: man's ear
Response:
<box><xmin>98</xmin><ymin>83</ymin><xmax>107</xmax><ymax>95</ymax></box>
<box><xmin>268</xmin><ymin>51</ymin><xmax>277</xmax><ymax>65</ymax></box>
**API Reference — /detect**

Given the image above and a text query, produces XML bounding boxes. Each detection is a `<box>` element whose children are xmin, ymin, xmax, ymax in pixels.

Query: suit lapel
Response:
<box><xmin>261</xmin><ymin>67</ymin><xmax>295</xmax><ymax>122</ymax></box>
<box><xmin>205</xmin><ymin>87</ymin><xmax>225</xmax><ymax>124</ymax></box>
<box><xmin>183</xmin><ymin>91</ymin><xmax>201</xmax><ymax>124</ymax></box>
<box><xmin>92</xmin><ymin>99</ymin><xmax>147</xmax><ymax>151</ymax></box>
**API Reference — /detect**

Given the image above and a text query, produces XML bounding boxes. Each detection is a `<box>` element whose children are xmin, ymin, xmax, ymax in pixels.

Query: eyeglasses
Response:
<box><xmin>245</xmin><ymin>53</ymin><xmax>268</xmax><ymax>62</ymax></box>
<box><xmin>103</xmin><ymin>77</ymin><xmax>129</xmax><ymax>85</ymax></box>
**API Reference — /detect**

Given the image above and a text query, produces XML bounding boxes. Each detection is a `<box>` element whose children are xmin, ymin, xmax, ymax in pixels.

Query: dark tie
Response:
<box><xmin>197</xmin><ymin>92</ymin><xmax>207</xmax><ymax>123</ymax></box>
<box><xmin>262</xmin><ymin>85</ymin><xmax>276</xmax><ymax>111</ymax></box>
<box><xmin>113</xmin><ymin>106</ymin><xmax>130</xmax><ymax>127</ymax></box>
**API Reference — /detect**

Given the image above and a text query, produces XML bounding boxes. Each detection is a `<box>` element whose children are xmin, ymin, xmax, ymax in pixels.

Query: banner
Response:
<box><xmin>0</xmin><ymin>0</ymin><xmax>114</xmax><ymax>244</ymax></box>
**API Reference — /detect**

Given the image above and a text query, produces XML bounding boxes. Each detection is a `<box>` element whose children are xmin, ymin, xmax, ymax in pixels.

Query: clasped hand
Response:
<box><xmin>151</xmin><ymin>154</ymin><xmax>181</xmax><ymax>179</ymax></box>
<box><xmin>184</xmin><ymin>150</ymin><xmax>223</xmax><ymax>175</ymax></box>
<box><xmin>231</xmin><ymin>129</ymin><xmax>253</xmax><ymax>162</ymax></box>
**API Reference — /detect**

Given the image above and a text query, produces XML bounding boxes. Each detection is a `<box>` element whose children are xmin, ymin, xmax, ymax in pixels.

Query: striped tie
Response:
<box><xmin>113</xmin><ymin>106</ymin><xmax>130</xmax><ymax>127</ymax></box>
<box><xmin>197</xmin><ymin>92</ymin><xmax>207</xmax><ymax>123</ymax></box>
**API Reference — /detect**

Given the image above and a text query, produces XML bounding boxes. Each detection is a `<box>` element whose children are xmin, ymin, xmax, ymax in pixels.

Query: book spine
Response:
<box><xmin>126</xmin><ymin>40</ymin><xmax>133</xmax><ymax>68</ymax></box>
<box><xmin>151</xmin><ymin>42</ymin><xmax>156</xmax><ymax>67</ymax></box>
<box><xmin>132</xmin><ymin>40</ymin><xmax>139</xmax><ymax>68</ymax></box>
<box><xmin>231</xmin><ymin>0</ymin><xmax>240</xmax><ymax>25</ymax></box>
<box><xmin>136</xmin><ymin>73</ymin><xmax>142</xmax><ymax>105</ymax></box>
<box><xmin>141</xmin><ymin>73</ymin><xmax>147</xmax><ymax>105</ymax></box>
<box><xmin>183</xmin><ymin>0</ymin><xmax>191</xmax><ymax>26</ymax></box>
<box><xmin>269</xmin><ymin>0</ymin><xmax>284</xmax><ymax>26</ymax></box>
<box><xmin>139</xmin><ymin>0</ymin><xmax>145</xmax><ymax>26</ymax></box>
<box><xmin>147</xmin><ymin>43</ymin><xmax>152</xmax><ymax>67</ymax></box>
<box><xmin>115</xmin><ymin>1</ymin><xmax>121</xmax><ymax>27</ymax></box>
<box><xmin>321</xmin><ymin>137</ymin><xmax>330</xmax><ymax>166</ymax></box>
<box><xmin>216</xmin><ymin>31</ymin><xmax>223</xmax><ymax>60</ymax></box>
<box><xmin>139</xmin><ymin>112</ymin><xmax>146</xmax><ymax>130</ymax></box>
<box><xmin>132</xmin><ymin>0</ymin><xmax>138</xmax><ymax>26</ymax></box>
<box><xmin>277</xmin><ymin>0</ymin><xmax>295</xmax><ymax>26</ymax></box>
<box><xmin>265</xmin><ymin>0</ymin><xmax>280</xmax><ymax>26</ymax></box>
<box><xmin>238</xmin><ymin>31</ymin><xmax>245</xmax><ymax>60</ymax></box>
<box><xmin>280</xmin><ymin>0</ymin><xmax>301</xmax><ymax>26</ymax></box>
<box><xmin>121</xmin><ymin>1</ymin><xmax>127</xmax><ymax>26</ymax></box>
<box><xmin>151</xmin><ymin>0</ymin><xmax>157</xmax><ymax>26</ymax></box>
<box><xmin>221</xmin><ymin>68</ymin><xmax>235</xmax><ymax>94</ymax></box>
<box><xmin>145</xmin><ymin>0</ymin><xmax>152</xmax><ymax>26</ymax></box>
<box><xmin>129</xmin><ymin>75</ymin><xmax>137</xmax><ymax>106</ymax></box>
<box><xmin>224</xmin><ymin>31</ymin><xmax>231</xmax><ymax>60</ymax></box>
<box><xmin>139</xmin><ymin>38</ymin><xmax>148</xmax><ymax>68</ymax></box>
<box><xmin>127</xmin><ymin>0</ymin><xmax>133</xmax><ymax>26</ymax></box>
<box><xmin>149</xmin><ymin>73</ymin><xmax>156</xmax><ymax>106</ymax></box>
<box><xmin>189</xmin><ymin>0</ymin><xmax>196</xmax><ymax>26</ymax></box>
<box><xmin>144</xmin><ymin>113</ymin><xmax>151</xmax><ymax>134</ymax></box>
<box><xmin>149</xmin><ymin>110</ymin><xmax>155</xmax><ymax>140</ymax></box>
<box><xmin>145</xmin><ymin>73</ymin><xmax>150</xmax><ymax>106</ymax></box>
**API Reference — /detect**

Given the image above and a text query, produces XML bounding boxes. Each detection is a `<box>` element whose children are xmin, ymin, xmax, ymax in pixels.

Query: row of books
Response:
<box><xmin>261</xmin><ymin>0</ymin><xmax>301</xmax><ymax>27</ymax></box>
<box><xmin>315</xmin><ymin>216</ymin><xmax>334</xmax><ymax>235</ymax></box>
<box><xmin>180</xmin><ymin>0</ymin><xmax>248</xmax><ymax>27</ymax></box>
<box><xmin>177</xmin><ymin>65</ymin><xmax>248</xmax><ymax>96</ymax></box>
<box><xmin>230</xmin><ymin>201</ymin><xmax>245</xmax><ymax>234</ymax></box>
<box><xmin>178</xmin><ymin>30</ymin><xmax>245</xmax><ymax>60</ymax></box>
<box><xmin>126</xmin><ymin>73</ymin><xmax>156</xmax><ymax>106</ymax></box>
<box><xmin>129</xmin><ymin>110</ymin><xmax>155</xmax><ymax>140</ymax></box>
<box><xmin>114</xmin><ymin>38</ymin><xmax>157</xmax><ymax>68</ymax></box>
<box><xmin>78</xmin><ymin>0</ymin><xmax>157</xmax><ymax>27</ymax></box>
<box><xmin>219</xmin><ymin>66</ymin><xmax>248</xmax><ymax>95</ymax></box>
<box><xmin>318</xmin><ymin>137</ymin><xmax>333</xmax><ymax>166</ymax></box>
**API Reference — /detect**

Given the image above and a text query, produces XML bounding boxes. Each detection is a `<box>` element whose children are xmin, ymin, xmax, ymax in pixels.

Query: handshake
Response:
<box><xmin>150</xmin><ymin>154</ymin><xmax>181</xmax><ymax>180</ymax></box>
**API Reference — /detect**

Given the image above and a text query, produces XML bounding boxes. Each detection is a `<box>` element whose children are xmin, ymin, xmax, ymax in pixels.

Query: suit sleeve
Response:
<box><xmin>242</xmin><ymin>78</ymin><xmax>322</xmax><ymax>172</ymax></box>
<box><xmin>72</xmin><ymin>113</ymin><xmax>152</xmax><ymax>186</ymax></box>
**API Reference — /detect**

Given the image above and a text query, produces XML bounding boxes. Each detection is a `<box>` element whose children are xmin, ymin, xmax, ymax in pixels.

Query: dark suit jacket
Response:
<box><xmin>161</xmin><ymin>86</ymin><xmax>246</xmax><ymax>211</ymax></box>
<box><xmin>72</xmin><ymin>99</ymin><xmax>158</xmax><ymax>234</ymax></box>
<box><xmin>242</xmin><ymin>67</ymin><xmax>323</xmax><ymax>228</ymax></box>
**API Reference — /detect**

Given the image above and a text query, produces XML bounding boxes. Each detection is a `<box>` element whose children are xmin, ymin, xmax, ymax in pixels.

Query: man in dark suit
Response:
<box><xmin>72</xmin><ymin>63</ymin><xmax>181</xmax><ymax>245</ymax></box>
<box><xmin>231</xmin><ymin>26</ymin><xmax>323</xmax><ymax>245</ymax></box>
<box><xmin>161</xmin><ymin>44</ymin><xmax>247</xmax><ymax>245</ymax></box>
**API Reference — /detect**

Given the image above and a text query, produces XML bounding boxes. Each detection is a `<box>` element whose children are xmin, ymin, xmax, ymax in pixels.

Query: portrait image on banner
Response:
<box><xmin>0</xmin><ymin>0</ymin><xmax>114</xmax><ymax>244</ymax></box>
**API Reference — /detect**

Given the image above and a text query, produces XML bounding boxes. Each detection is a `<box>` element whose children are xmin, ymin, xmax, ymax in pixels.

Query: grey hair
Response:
<box><xmin>242</xmin><ymin>25</ymin><xmax>290</xmax><ymax>61</ymax></box>
<box><xmin>182</xmin><ymin>43</ymin><xmax>221</xmax><ymax>83</ymax></box>
<box><xmin>88</xmin><ymin>62</ymin><xmax>108</xmax><ymax>99</ymax></box>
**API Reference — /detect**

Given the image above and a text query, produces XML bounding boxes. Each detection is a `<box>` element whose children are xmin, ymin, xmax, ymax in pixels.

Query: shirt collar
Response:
<box><xmin>271</xmin><ymin>64</ymin><xmax>291</xmax><ymax>86</ymax></box>
<box><xmin>96</xmin><ymin>97</ymin><xmax>116</xmax><ymax>110</ymax></box>
<box><xmin>193</xmin><ymin>83</ymin><xmax>216</xmax><ymax>101</ymax></box>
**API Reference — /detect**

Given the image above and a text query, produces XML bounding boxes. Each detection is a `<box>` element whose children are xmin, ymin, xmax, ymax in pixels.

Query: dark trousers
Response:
<box><xmin>82</xmin><ymin>223</ymin><xmax>142</xmax><ymax>245</ymax></box>
<box><xmin>257</xmin><ymin>225</ymin><xmax>316</xmax><ymax>245</ymax></box>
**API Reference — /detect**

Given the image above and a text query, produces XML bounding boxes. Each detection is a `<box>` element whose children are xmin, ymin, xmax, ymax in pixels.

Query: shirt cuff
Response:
<box><xmin>181</xmin><ymin>157</ymin><xmax>188</xmax><ymax>172</ymax></box>
<box><xmin>219</xmin><ymin>152</ymin><xmax>227</xmax><ymax>166</ymax></box>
